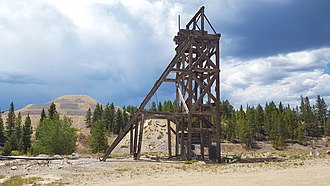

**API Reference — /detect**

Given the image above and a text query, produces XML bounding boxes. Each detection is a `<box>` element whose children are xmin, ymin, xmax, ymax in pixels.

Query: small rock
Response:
<box><xmin>11</xmin><ymin>166</ymin><xmax>18</xmax><ymax>170</ymax></box>
<box><xmin>309</xmin><ymin>148</ymin><xmax>320</xmax><ymax>156</ymax></box>
<box><xmin>195</xmin><ymin>161</ymin><xmax>206</xmax><ymax>165</ymax></box>
<box><xmin>58</xmin><ymin>165</ymin><xmax>63</xmax><ymax>169</ymax></box>
<box><xmin>326</xmin><ymin>150</ymin><xmax>330</xmax><ymax>155</ymax></box>
<box><xmin>54</xmin><ymin>154</ymin><xmax>62</xmax><ymax>159</ymax></box>
<box><xmin>37</xmin><ymin>154</ymin><xmax>49</xmax><ymax>158</ymax></box>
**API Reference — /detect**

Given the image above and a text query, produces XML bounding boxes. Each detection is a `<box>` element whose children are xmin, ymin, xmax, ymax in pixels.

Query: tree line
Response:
<box><xmin>0</xmin><ymin>102</ymin><xmax>77</xmax><ymax>155</ymax></box>
<box><xmin>221</xmin><ymin>95</ymin><xmax>329</xmax><ymax>149</ymax></box>
<box><xmin>1</xmin><ymin>95</ymin><xmax>328</xmax><ymax>155</ymax></box>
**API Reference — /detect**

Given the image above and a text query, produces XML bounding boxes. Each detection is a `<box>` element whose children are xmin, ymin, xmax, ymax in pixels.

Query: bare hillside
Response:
<box><xmin>3</xmin><ymin>95</ymin><xmax>100</xmax><ymax>130</ymax></box>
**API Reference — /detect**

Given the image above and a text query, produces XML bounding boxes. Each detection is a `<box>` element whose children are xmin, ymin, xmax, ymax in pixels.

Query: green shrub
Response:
<box><xmin>32</xmin><ymin>117</ymin><xmax>77</xmax><ymax>155</ymax></box>
<box><xmin>11</xmin><ymin>150</ymin><xmax>20</xmax><ymax>156</ymax></box>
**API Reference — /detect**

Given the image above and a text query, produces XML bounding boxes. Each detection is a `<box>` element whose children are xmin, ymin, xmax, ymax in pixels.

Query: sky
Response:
<box><xmin>0</xmin><ymin>0</ymin><xmax>330</xmax><ymax>110</ymax></box>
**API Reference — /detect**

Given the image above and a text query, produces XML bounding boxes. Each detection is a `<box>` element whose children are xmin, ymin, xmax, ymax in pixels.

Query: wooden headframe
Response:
<box><xmin>101</xmin><ymin>6</ymin><xmax>221</xmax><ymax>163</ymax></box>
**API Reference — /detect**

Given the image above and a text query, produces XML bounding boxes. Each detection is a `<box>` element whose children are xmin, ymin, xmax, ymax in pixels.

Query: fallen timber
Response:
<box><xmin>0</xmin><ymin>155</ymin><xmax>64</xmax><ymax>161</ymax></box>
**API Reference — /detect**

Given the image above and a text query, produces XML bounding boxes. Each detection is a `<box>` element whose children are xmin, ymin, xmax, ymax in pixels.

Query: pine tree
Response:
<box><xmin>255</xmin><ymin>104</ymin><xmax>265</xmax><ymax>139</ymax></box>
<box><xmin>315</xmin><ymin>95</ymin><xmax>327</xmax><ymax>135</ymax></box>
<box><xmin>88</xmin><ymin>120</ymin><xmax>108</xmax><ymax>153</ymax></box>
<box><xmin>302</xmin><ymin>96</ymin><xmax>317</xmax><ymax>136</ymax></box>
<box><xmin>48</xmin><ymin>102</ymin><xmax>59</xmax><ymax>120</ymax></box>
<box><xmin>122</xmin><ymin>108</ymin><xmax>129</xmax><ymax>128</ymax></box>
<box><xmin>150</xmin><ymin>102</ymin><xmax>157</xmax><ymax>112</ymax></box>
<box><xmin>92</xmin><ymin>103</ymin><xmax>103</xmax><ymax>122</ymax></box>
<box><xmin>114</xmin><ymin>109</ymin><xmax>124</xmax><ymax>134</ymax></box>
<box><xmin>22</xmin><ymin>114</ymin><xmax>33</xmax><ymax>153</ymax></box>
<box><xmin>14</xmin><ymin>112</ymin><xmax>23</xmax><ymax>151</ymax></box>
<box><xmin>246</xmin><ymin>106</ymin><xmax>256</xmax><ymax>140</ymax></box>
<box><xmin>6</xmin><ymin>102</ymin><xmax>16</xmax><ymax>138</ymax></box>
<box><xmin>33</xmin><ymin>117</ymin><xmax>77</xmax><ymax>155</ymax></box>
<box><xmin>109</xmin><ymin>103</ymin><xmax>115</xmax><ymax>133</ymax></box>
<box><xmin>103</xmin><ymin>104</ymin><xmax>111</xmax><ymax>131</ymax></box>
<box><xmin>169</xmin><ymin>100</ymin><xmax>175</xmax><ymax>112</ymax></box>
<box><xmin>236</xmin><ymin>105</ymin><xmax>253</xmax><ymax>148</ymax></box>
<box><xmin>0</xmin><ymin>110</ymin><xmax>5</xmax><ymax>146</ymax></box>
<box><xmin>85</xmin><ymin>108</ymin><xmax>92</xmax><ymax>128</ymax></box>
<box><xmin>326</xmin><ymin>110</ymin><xmax>330</xmax><ymax>136</ymax></box>
<box><xmin>40</xmin><ymin>108</ymin><xmax>47</xmax><ymax>122</ymax></box>
<box><xmin>158</xmin><ymin>102</ymin><xmax>163</xmax><ymax>112</ymax></box>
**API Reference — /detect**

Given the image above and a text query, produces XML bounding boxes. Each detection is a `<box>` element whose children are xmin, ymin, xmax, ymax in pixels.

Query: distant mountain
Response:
<box><xmin>2</xmin><ymin>95</ymin><xmax>105</xmax><ymax>130</ymax></box>
<box><xmin>19</xmin><ymin>95</ymin><xmax>99</xmax><ymax>117</ymax></box>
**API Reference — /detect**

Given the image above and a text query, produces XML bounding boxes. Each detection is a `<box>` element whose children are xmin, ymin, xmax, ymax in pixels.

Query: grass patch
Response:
<box><xmin>114</xmin><ymin>168</ymin><xmax>132</xmax><ymax>174</ymax></box>
<box><xmin>183</xmin><ymin>159</ymin><xmax>198</xmax><ymax>164</ymax></box>
<box><xmin>2</xmin><ymin>175</ymin><xmax>41</xmax><ymax>186</ymax></box>
<box><xmin>0</xmin><ymin>175</ymin><xmax>5</xmax><ymax>179</ymax></box>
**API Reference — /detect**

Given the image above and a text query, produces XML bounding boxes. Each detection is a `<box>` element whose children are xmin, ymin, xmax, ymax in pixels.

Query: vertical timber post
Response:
<box><xmin>133</xmin><ymin>121</ymin><xmax>139</xmax><ymax>157</ymax></box>
<box><xmin>215</xmin><ymin>35</ymin><xmax>221</xmax><ymax>163</ymax></box>
<box><xmin>130</xmin><ymin>125</ymin><xmax>133</xmax><ymax>155</ymax></box>
<box><xmin>136</xmin><ymin>114</ymin><xmax>144</xmax><ymax>160</ymax></box>
<box><xmin>167</xmin><ymin>119</ymin><xmax>172</xmax><ymax>158</ymax></box>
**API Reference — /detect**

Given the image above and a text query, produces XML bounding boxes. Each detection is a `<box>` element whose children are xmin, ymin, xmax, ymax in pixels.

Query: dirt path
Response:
<box><xmin>82</xmin><ymin>158</ymin><xmax>330</xmax><ymax>186</ymax></box>
<box><xmin>1</xmin><ymin>156</ymin><xmax>329</xmax><ymax>185</ymax></box>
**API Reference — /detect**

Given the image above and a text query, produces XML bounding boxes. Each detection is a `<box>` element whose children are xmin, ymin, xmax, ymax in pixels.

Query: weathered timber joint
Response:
<box><xmin>101</xmin><ymin>6</ymin><xmax>222</xmax><ymax>163</ymax></box>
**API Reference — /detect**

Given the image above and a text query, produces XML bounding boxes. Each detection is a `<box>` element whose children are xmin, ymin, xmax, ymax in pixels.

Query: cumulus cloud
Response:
<box><xmin>0</xmin><ymin>0</ymin><xmax>184</xmax><ymax>109</ymax></box>
<box><xmin>222</xmin><ymin>48</ymin><xmax>330</xmax><ymax>108</ymax></box>
<box><xmin>0</xmin><ymin>0</ymin><xmax>329</xmax><ymax>110</ymax></box>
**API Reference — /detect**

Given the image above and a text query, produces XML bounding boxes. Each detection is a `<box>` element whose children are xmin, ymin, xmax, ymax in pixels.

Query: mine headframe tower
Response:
<box><xmin>101</xmin><ymin>6</ymin><xmax>221</xmax><ymax>163</ymax></box>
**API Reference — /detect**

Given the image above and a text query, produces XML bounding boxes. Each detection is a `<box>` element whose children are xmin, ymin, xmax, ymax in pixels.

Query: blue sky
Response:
<box><xmin>0</xmin><ymin>0</ymin><xmax>329</xmax><ymax>110</ymax></box>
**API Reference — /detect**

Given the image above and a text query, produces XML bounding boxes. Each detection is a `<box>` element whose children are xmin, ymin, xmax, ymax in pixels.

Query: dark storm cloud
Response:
<box><xmin>215</xmin><ymin>0</ymin><xmax>330</xmax><ymax>58</ymax></box>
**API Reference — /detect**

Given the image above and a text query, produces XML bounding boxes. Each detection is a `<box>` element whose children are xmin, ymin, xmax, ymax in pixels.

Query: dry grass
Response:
<box><xmin>1</xmin><ymin>175</ymin><xmax>41</xmax><ymax>186</ymax></box>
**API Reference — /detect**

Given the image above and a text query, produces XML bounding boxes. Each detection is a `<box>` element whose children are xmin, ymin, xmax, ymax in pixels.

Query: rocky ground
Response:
<box><xmin>0</xmin><ymin>152</ymin><xmax>330</xmax><ymax>186</ymax></box>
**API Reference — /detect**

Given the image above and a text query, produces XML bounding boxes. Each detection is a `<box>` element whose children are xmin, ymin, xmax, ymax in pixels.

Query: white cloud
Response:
<box><xmin>222</xmin><ymin>48</ymin><xmax>330</xmax><ymax>108</ymax></box>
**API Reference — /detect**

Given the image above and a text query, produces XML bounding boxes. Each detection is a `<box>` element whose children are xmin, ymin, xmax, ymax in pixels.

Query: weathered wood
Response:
<box><xmin>133</xmin><ymin>122</ymin><xmax>139</xmax><ymax>156</ymax></box>
<box><xmin>0</xmin><ymin>156</ymin><xmax>63</xmax><ymax>160</ymax></box>
<box><xmin>167</xmin><ymin>119</ymin><xmax>172</xmax><ymax>157</ymax></box>
<box><xmin>130</xmin><ymin>125</ymin><xmax>133</xmax><ymax>155</ymax></box>
<box><xmin>136</xmin><ymin>114</ymin><xmax>145</xmax><ymax>160</ymax></box>
<box><xmin>102</xmin><ymin>6</ymin><xmax>221</xmax><ymax>163</ymax></box>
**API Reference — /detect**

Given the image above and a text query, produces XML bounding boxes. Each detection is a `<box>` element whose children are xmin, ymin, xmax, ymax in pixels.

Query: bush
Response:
<box><xmin>2</xmin><ymin>143</ymin><xmax>12</xmax><ymax>155</ymax></box>
<box><xmin>11</xmin><ymin>150</ymin><xmax>20</xmax><ymax>156</ymax></box>
<box><xmin>32</xmin><ymin>117</ymin><xmax>77</xmax><ymax>155</ymax></box>
<box><xmin>273</xmin><ymin>136</ymin><xmax>286</xmax><ymax>150</ymax></box>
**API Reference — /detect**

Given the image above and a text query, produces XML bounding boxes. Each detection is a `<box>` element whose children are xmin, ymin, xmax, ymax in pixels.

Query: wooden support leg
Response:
<box><xmin>180</xmin><ymin>118</ymin><xmax>185</xmax><ymax>160</ymax></box>
<box><xmin>133</xmin><ymin>122</ymin><xmax>139</xmax><ymax>158</ymax></box>
<box><xmin>167</xmin><ymin>119</ymin><xmax>172</xmax><ymax>158</ymax></box>
<box><xmin>200</xmin><ymin>120</ymin><xmax>204</xmax><ymax>161</ymax></box>
<box><xmin>136</xmin><ymin>114</ymin><xmax>144</xmax><ymax>160</ymax></box>
<box><xmin>175</xmin><ymin>119</ymin><xmax>179</xmax><ymax>157</ymax></box>
<box><xmin>130</xmin><ymin>125</ymin><xmax>133</xmax><ymax>155</ymax></box>
<box><xmin>187</xmin><ymin>114</ymin><xmax>192</xmax><ymax>160</ymax></box>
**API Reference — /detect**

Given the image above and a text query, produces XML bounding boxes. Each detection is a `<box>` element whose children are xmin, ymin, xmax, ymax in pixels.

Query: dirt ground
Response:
<box><xmin>1</xmin><ymin>154</ymin><xmax>330</xmax><ymax>186</ymax></box>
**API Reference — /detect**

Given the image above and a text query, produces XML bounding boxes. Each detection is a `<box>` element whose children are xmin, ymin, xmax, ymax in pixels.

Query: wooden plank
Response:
<box><xmin>133</xmin><ymin>122</ymin><xmax>139</xmax><ymax>156</ymax></box>
<box><xmin>136</xmin><ymin>114</ymin><xmax>145</xmax><ymax>160</ymax></box>
<box><xmin>0</xmin><ymin>156</ymin><xmax>63</xmax><ymax>160</ymax></box>
<box><xmin>167</xmin><ymin>119</ymin><xmax>172</xmax><ymax>157</ymax></box>
<box><xmin>130</xmin><ymin>125</ymin><xmax>133</xmax><ymax>155</ymax></box>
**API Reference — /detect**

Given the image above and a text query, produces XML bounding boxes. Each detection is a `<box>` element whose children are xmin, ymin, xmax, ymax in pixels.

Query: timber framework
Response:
<box><xmin>101</xmin><ymin>6</ymin><xmax>222</xmax><ymax>162</ymax></box>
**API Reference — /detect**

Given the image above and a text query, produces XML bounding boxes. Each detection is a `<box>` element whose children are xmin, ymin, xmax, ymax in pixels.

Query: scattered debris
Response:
<box><xmin>309</xmin><ymin>148</ymin><xmax>320</xmax><ymax>156</ymax></box>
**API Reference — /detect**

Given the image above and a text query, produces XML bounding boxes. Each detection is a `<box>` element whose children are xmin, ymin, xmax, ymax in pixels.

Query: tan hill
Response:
<box><xmin>4</xmin><ymin>95</ymin><xmax>100</xmax><ymax>130</ymax></box>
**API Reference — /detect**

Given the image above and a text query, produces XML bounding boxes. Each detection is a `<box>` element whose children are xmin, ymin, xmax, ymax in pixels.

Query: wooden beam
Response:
<box><xmin>136</xmin><ymin>114</ymin><xmax>145</xmax><ymax>160</ymax></box>
<box><xmin>167</xmin><ymin>119</ymin><xmax>172</xmax><ymax>157</ymax></box>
